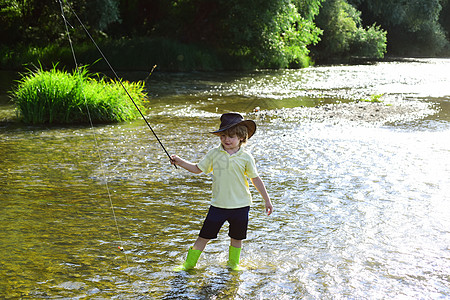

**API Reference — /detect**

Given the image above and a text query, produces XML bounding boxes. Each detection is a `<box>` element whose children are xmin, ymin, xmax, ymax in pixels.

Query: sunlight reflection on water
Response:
<box><xmin>1</xmin><ymin>59</ymin><xmax>449</xmax><ymax>298</ymax></box>
<box><xmin>249</xmin><ymin>121</ymin><xmax>450</xmax><ymax>298</ymax></box>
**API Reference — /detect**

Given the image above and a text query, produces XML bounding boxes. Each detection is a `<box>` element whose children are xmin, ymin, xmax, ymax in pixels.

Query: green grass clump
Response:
<box><xmin>360</xmin><ymin>94</ymin><xmax>384</xmax><ymax>103</ymax></box>
<box><xmin>11</xmin><ymin>64</ymin><xmax>147</xmax><ymax>124</ymax></box>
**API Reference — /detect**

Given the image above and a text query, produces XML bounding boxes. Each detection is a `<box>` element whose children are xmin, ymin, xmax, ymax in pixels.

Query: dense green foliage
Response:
<box><xmin>348</xmin><ymin>0</ymin><xmax>450</xmax><ymax>55</ymax></box>
<box><xmin>11</xmin><ymin>65</ymin><xmax>146</xmax><ymax>124</ymax></box>
<box><xmin>1</xmin><ymin>0</ymin><xmax>325</xmax><ymax>69</ymax></box>
<box><xmin>440</xmin><ymin>0</ymin><xmax>450</xmax><ymax>36</ymax></box>
<box><xmin>313</xmin><ymin>0</ymin><xmax>386</xmax><ymax>61</ymax></box>
<box><xmin>218</xmin><ymin>0</ymin><xmax>322</xmax><ymax>68</ymax></box>
<box><xmin>0</xmin><ymin>0</ymin><xmax>120</xmax><ymax>46</ymax></box>
<box><xmin>1</xmin><ymin>0</ymin><xmax>449</xmax><ymax>71</ymax></box>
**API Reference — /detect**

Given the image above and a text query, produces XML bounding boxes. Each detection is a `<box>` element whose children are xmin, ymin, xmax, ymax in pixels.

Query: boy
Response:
<box><xmin>171</xmin><ymin>112</ymin><xmax>273</xmax><ymax>271</ymax></box>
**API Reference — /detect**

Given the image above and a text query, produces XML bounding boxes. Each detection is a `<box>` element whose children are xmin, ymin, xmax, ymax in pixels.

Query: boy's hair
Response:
<box><xmin>224</xmin><ymin>125</ymin><xmax>249</xmax><ymax>145</ymax></box>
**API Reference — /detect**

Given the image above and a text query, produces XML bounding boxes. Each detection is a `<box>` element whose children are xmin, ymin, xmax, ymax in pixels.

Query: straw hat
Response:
<box><xmin>210</xmin><ymin>113</ymin><xmax>256</xmax><ymax>139</ymax></box>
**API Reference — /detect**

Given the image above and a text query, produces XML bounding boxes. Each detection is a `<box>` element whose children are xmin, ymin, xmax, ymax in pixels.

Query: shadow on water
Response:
<box><xmin>163</xmin><ymin>269</ymin><xmax>242</xmax><ymax>299</ymax></box>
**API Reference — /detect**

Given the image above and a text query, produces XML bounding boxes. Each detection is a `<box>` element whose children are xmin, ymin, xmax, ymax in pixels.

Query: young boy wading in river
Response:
<box><xmin>171</xmin><ymin>113</ymin><xmax>273</xmax><ymax>271</ymax></box>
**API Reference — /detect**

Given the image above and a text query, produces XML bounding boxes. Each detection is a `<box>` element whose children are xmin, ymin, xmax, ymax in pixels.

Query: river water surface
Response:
<box><xmin>1</xmin><ymin>58</ymin><xmax>449</xmax><ymax>299</ymax></box>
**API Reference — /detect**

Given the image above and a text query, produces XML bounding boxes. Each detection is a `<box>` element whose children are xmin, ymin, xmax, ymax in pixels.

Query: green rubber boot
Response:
<box><xmin>227</xmin><ymin>246</ymin><xmax>242</xmax><ymax>271</ymax></box>
<box><xmin>174</xmin><ymin>247</ymin><xmax>202</xmax><ymax>271</ymax></box>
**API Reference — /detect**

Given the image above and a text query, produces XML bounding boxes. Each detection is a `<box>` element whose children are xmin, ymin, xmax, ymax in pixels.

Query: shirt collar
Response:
<box><xmin>219</xmin><ymin>144</ymin><xmax>242</xmax><ymax>156</ymax></box>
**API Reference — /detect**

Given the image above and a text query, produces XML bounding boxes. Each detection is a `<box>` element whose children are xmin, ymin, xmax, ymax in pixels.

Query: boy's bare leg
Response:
<box><xmin>193</xmin><ymin>237</ymin><xmax>210</xmax><ymax>251</ymax></box>
<box><xmin>230</xmin><ymin>238</ymin><xmax>242</xmax><ymax>248</ymax></box>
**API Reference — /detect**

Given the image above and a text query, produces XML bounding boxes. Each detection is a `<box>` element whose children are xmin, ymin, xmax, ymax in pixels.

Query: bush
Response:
<box><xmin>220</xmin><ymin>0</ymin><xmax>322</xmax><ymax>69</ymax></box>
<box><xmin>11</xmin><ymin>64</ymin><xmax>147</xmax><ymax>124</ymax></box>
<box><xmin>80</xmin><ymin>37</ymin><xmax>224</xmax><ymax>71</ymax></box>
<box><xmin>348</xmin><ymin>0</ymin><xmax>450</xmax><ymax>56</ymax></box>
<box><xmin>351</xmin><ymin>24</ymin><xmax>387</xmax><ymax>58</ymax></box>
<box><xmin>313</xmin><ymin>0</ymin><xmax>386</xmax><ymax>61</ymax></box>
<box><xmin>0</xmin><ymin>38</ymin><xmax>227</xmax><ymax>72</ymax></box>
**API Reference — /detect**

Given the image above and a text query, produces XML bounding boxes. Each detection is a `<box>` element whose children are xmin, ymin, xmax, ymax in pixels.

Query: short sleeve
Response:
<box><xmin>197</xmin><ymin>149</ymin><xmax>214</xmax><ymax>174</ymax></box>
<box><xmin>245</xmin><ymin>153</ymin><xmax>259</xmax><ymax>178</ymax></box>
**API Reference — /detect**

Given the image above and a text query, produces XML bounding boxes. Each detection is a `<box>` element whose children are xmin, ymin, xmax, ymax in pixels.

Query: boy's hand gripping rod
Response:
<box><xmin>61</xmin><ymin>0</ymin><xmax>176</xmax><ymax>168</ymax></box>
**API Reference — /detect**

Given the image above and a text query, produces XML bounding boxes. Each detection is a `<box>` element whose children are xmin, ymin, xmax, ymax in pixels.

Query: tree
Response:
<box><xmin>349</xmin><ymin>0</ymin><xmax>449</xmax><ymax>55</ymax></box>
<box><xmin>0</xmin><ymin>0</ymin><xmax>57</xmax><ymax>46</ymax></box>
<box><xmin>0</xmin><ymin>0</ymin><xmax>120</xmax><ymax>47</ymax></box>
<box><xmin>313</xmin><ymin>0</ymin><xmax>386</xmax><ymax>61</ymax></box>
<box><xmin>294</xmin><ymin>0</ymin><xmax>324</xmax><ymax>20</ymax></box>
<box><xmin>439</xmin><ymin>0</ymin><xmax>450</xmax><ymax>42</ymax></box>
<box><xmin>112</xmin><ymin>0</ymin><xmax>324</xmax><ymax>68</ymax></box>
<box><xmin>214</xmin><ymin>0</ymin><xmax>323</xmax><ymax>68</ymax></box>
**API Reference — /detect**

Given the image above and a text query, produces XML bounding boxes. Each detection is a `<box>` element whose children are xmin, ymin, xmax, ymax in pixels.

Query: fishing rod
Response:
<box><xmin>59</xmin><ymin>0</ymin><xmax>176</xmax><ymax>168</ymax></box>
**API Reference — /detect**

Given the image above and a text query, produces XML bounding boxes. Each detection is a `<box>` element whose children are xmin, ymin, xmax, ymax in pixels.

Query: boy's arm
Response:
<box><xmin>171</xmin><ymin>155</ymin><xmax>202</xmax><ymax>174</ymax></box>
<box><xmin>251</xmin><ymin>176</ymin><xmax>273</xmax><ymax>216</ymax></box>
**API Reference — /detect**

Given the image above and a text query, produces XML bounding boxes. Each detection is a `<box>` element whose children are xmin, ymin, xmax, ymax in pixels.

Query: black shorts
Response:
<box><xmin>199</xmin><ymin>206</ymin><xmax>250</xmax><ymax>240</ymax></box>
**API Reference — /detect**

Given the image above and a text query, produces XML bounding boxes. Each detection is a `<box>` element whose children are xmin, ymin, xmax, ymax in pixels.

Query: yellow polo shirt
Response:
<box><xmin>197</xmin><ymin>145</ymin><xmax>259</xmax><ymax>209</ymax></box>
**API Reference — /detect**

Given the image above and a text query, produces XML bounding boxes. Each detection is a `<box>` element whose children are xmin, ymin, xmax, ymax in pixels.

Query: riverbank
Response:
<box><xmin>0</xmin><ymin>38</ymin><xmax>255</xmax><ymax>72</ymax></box>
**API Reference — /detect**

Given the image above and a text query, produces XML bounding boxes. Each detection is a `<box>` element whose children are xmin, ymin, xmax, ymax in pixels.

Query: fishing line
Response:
<box><xmin>58</xmin><ymin>0</ymin><xmax>129</xmax><ymax>265</ymax></box>
<box><xmin>61</xmin><ymin>0</ymin><xmax>176</xmax><ymax>168</ymax></box>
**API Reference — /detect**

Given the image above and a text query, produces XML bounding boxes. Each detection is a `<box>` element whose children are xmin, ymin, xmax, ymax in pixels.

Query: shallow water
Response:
<box><xmin>1</xmin><ymin>58</ymin><xmax>449</xmax><ymax>299</ymax></box>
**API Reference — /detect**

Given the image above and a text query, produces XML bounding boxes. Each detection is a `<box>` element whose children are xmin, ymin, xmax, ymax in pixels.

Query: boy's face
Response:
<box><xmin>220</xmin><ymin>133</ymin><xmax>241</xmax><ymax>152</ymax></box>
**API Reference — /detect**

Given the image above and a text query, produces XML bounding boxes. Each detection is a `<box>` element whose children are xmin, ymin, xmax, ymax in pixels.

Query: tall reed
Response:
<box><xmin>11</xmin><ymin>64</ymin><xmax>147</xmax><ymax>124</ymax></box>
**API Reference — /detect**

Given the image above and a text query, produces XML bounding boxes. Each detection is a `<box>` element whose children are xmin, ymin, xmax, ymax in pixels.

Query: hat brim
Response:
<box><xmin>211</xmin><ymin>120</ymin><xmax>256</xmax><ymax>139</ymax></box>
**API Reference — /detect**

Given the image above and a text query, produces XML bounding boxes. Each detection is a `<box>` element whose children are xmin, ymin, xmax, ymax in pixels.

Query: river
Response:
<box><xmin>1</xmin><ymin>58</ymin><xmax>449</xmax><ymax>299</ymax></box>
